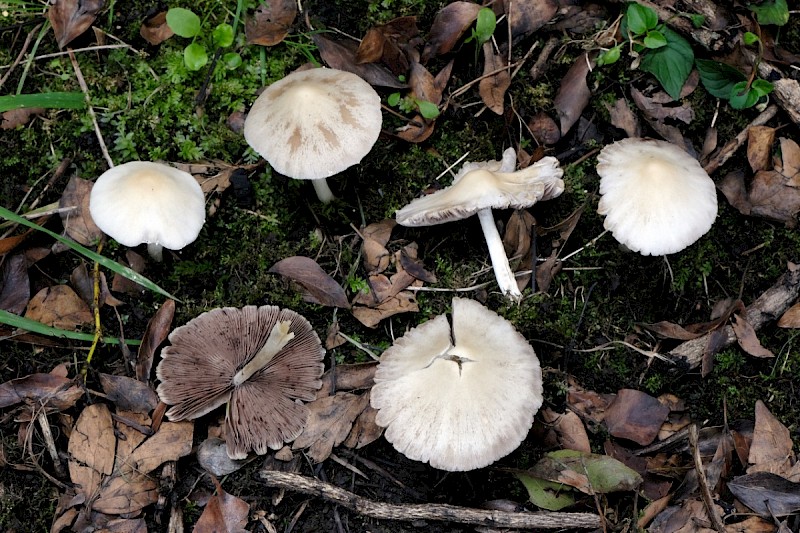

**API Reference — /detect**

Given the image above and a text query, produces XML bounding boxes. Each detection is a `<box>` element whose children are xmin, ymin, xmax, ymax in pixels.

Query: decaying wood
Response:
<box><xmin>258</xmin><ymin>471</ymin><xmax>601</xmax><ymax>530</ymax></box>
<box><xmin>609</xmin><ymin>0</ymin><xmax>724</xmax><ymax>50</ymax></box>
<box><xmin>743</xmin><ymin>48</ymin><xmax>800</xmax><ymax>126</ymax></box>
<box><xmin>669</xmin><ymin>266</ymin><xmax>800</xmax><ymax>369</ymax></box>
<box><xmin>702</xmin><ymin>105</ymin><xmax>777</xmax><ymax>175</ymax></box>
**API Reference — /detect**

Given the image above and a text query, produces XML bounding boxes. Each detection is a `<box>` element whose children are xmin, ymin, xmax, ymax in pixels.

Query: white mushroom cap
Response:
<box><xmin>370</xmin><ymin>297</ymin><xmax>543</xmax><ymax>471</ymax></box>
<box><xmin>89</xmin><ymin>161</ymin><xmax>205</xmax><ymax>254</ymax></box>
<box><xmin>243</xmin><ymin>68</ymin><xmax>382</xmax><ymax>181</ymax></box>
<box><xmin>597</xmin><ymin>138</ymin><xmax>718</xmax><ymax>256</ymax></box>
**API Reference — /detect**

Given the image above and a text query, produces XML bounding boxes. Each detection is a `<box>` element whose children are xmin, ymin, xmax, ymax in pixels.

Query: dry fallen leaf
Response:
<box><xmin>24</xmin><ymin>285</ymin><xmax>93</xmax><ymax>330</ymax></box>
<box><xmin>539</xmin><ymin>408</ymin><xmax>591</xmax><ymax>453</ymax></box>
<box><xmin>747</xmin><ymin>125</ymin><xmax>776</xmax><ymax>173</ymax></box>
<box><xmin>343</xmin><ymin>391</ymin><xmax>383</xmax><ymax>449</ymax></box>
<box><xmin>604</xmin><ymin>389</ymin><xmax>670</xmax><ymax>446</ymax></box>
<box><xmin>728</xmin><ymin>472</ymin><xmax>800</xmax><ymax>517</ymax></box>
<box><xmin>245</xmin><ymin>0</ymin><xmax>296</xmax><ymax>47</ymax></box>
<box><xmin>99</xmin><ymin>374</ymin><xmax>158</xmax><ymax>414</ymax></box>
<box><xmin>313</xmin><ymin>34</ymin><xmax>407</xmax><ymax>88</ymax></box>
<box><xmin>1</xmin><ymin>107</ymin><xmax>44</xmax><ymax>129</ymax></box>
<box><xmin>421</xmin><ymin>1</ymin><xmax>481</xmax><ymax>62</ymax></box>
<box><xmin>479</xmin><ymin>41</ymin><xmax>510</xmax><ymax>115</ymax></box>
<box><xmin>351</xmin><ymin>285</ymin><xmax>419</xmax><ymax>327</ymax></box>
<box><xmin>777</xmin><ymin>301</ymin><xmax>800</xmax><ymax>328</ymax></box>
<box><xmin>70</xmin><ymin>262</ymin><xmax>122</xmax><ymax>309</ymax></box>
<box><xmin>139</xmin><ymin>10</ymin><xmax>173</xmax><ymax>45</ymax></box>
<box><xmin>47</xmin><ymin>0</ymin><xmax>104</xmax><ymax>49</ymax></box>
<box><xmin>59</xmin><ymin>176</ymin><xmax>103</xmax><ymax>247</ymax></box>
<box><xmin>292</xmin><ymin>392</ymin><xmax>370</xmax><ymax>462</ymax></box>
<box><xmin>0</xmin><ymin>372</ymin><xmax>82</xmax><ymax>411</ymax></box>
<box><xmin>606</xmin><ymin>98</ymin><xmax>641</xmax><ymax>139</ymax></box>
<box><xmin>747</xmin><ymin>400</ymin><xmax>794</xmax><ymax>476</ymax></box>
<box><xmin>269</xmin><ymin>256</ymin><xmax>350</xmax><ymax>308</ymax></box>
<box><xmin>527</xmin><ymin>112</ymin><xmax>561</xmax><ymax>146</ymax></box>
<box><xmin>507</xmin><ymin>0</ymin><xmax>558</xmax><ymax>40</ymax></box>
<box><xmin>197</xmin><ymin>437</ymin><xmax>248</xmax><ymax>476</ymax></box>
<box><xmin>731</xmin><ymin>313</ymin><xmax>774</xmax><ymax>358</ymax></box>
<box><xmin>194</xmin><ymin>476</ymin><xmax>249</xmax><ymax>533</ymax></box>
<box><xmin>111</xmin><ymin>250</ymin><xmax>147</xmax><ymax>296</ymax></box>
<box><xmin>0</xmin><ymin>254</ymin><xmax>29</xmax><ymax>314</ymax></box>
<box><xmin>566</xmin><ymin>378</ymin><xmax>615</xmax><ymax>426</ymax></box>
<box><xmin>553</xmin><ymin>54</ymin><xmax>592</xmax><ymax>135</ymax></box>
<box><xmin>361</xmin><ymin>219</ymin><xmax>396</xmax><ymax>274</ymax></box>
<box><xmin>135</xmin><ymin>298</ymin><xmax>175</xmax><ymax>382</ymax></box>
<box><xmin>68</xmin><ymin>403</ymin><xmax>116</xmax><ymax>503</ymax></box>
<box><xmin>318</xmin><ymin>362</ymin><xmax>377</xmax><ymax>397</ymax></box>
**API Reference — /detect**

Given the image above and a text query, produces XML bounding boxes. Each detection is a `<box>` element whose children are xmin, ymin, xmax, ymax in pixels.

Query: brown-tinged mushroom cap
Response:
<box><xmin>156</xmin><ymin>305</ymin><xmax>325</xmax><ymax>459</ymax></box>
<box><xmin>243</xmin><ymin>67</ymin><xmax>382</xmax><ymax>202</ymax></box>
<box><xmin>370</xmin><ymin>297</ymin><xmax>543</xmax><ymax>471</ymax></box>
<box><xmin>597</xmin><ymin>138</ymin><xmax>718</xmax><ymax>256</ymax></box>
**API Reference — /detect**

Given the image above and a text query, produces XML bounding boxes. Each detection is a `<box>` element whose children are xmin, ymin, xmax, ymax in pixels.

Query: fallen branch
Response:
<box><xmin>669</xmin><ymin>265</ymin><xmax>800</xmax><ymax>369</ymax></box>
<box><xmin>258</xmin><ymin>470</ymin><xmax>601</xmax><ymax>530</ymax></box>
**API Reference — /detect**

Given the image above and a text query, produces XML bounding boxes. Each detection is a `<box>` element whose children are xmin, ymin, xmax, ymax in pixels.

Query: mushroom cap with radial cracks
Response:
<box><xmin>243</xmin><ymin>67</ymin><xmax>382</xmax><ymax>180</ymax></box>
<box><xmin>156</xmin><ymin>305</ymin><xmax>325</xmax><ymax>460</ymax></box>
<box><xmin>89</xmin><ymin>161</ymin><xmax>205</xmax><ymax>252</ymax></box>
<box><xmin>370</xmin><ymin>297</ymin><xmax>543</xmax><ymax>471</ymax></box>
<box><xmin>597</xmin><ymin>138</ymin><xmax>718</xmax><ymax>256</ymax></box>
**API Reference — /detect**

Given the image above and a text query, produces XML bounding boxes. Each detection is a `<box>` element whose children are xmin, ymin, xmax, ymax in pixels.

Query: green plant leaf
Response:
<box><xmin>474</xmin><ymin>7</ymin><xmax>497</xmax><ymax>45</ymax></box>
<box><xmin>639</xmin><ymin>26</ymin><xmax>694</xmax><ymax>100</ymax></box>
<box><xmin>626</xmin><ymin>3</ymin><xmax>658</xmax><ymax>35</ymax></box>
<box><xmin>222</xmin><ymin>52</ymin><xmax>242</xmax><ymax>70</ymax></box>
<box><xmin>643</xmin><ymin>29</ymin><xmax>667</xmax><ymax>49</ymax></box>
<box><xmin>212</xmin><ymin>23</ymin><xmax>235</xmax><ymax>47</ymax></box>
<box><xmin>416</xmin><ymin>99</ymin><xmax>440</xmax><ymax>119</ymax></box>
<box><xmin>688</xmin><ymin>13</ymin><xmax>706</xmax><ymax>28</ymax></box>
<box><xmin>0</xmin><ymin>309</ymin><xmax>141</xmax><ymax>345</ymax></box>
<box><xmin>166</xmin><ymin>7</ymin><xmax>201</xmax><ymax>38</ymax></box>
<box><xmin>515</xmin><ymin>473</ymin><xmax>576</xmax><ymax>511</ymax></box>
<box><xmin>696</xmin><ymin>59</ymin><xmax>746</xmax><ymax>99</ymax></box>
<box><xmin>387</xmin><ymin>92</ymin><xmax>401</xmax><ymax>106</ymax></box>
<box><xmin>742</xmin><ymin>31</ymin><xmax>760</xmax><ymax>46</ymax></box>
<box><xmin>596</xmin><ymin>45</ymin><xmax>622</xmax><ymax>66</ymax></box>
<box><xmin>729</xmin><ymin>81</ymin><xmax>760</xmax><ymax>109</ymax></box>
<box><xmin>0</xmin><ymin>92</ymin><xmax>85</xmax><ymax>113</ymax></box>
<box><xmin>184</xmin><ymin>43</ymin><xmax>209</xmax><ymax>71</ymax></box>
<box><xmin>0</xmin><ymin>206</ymin><xmax>179</xmax><ymax>301</ymax></box>
<box><xmin>751</xmin><ymin>78</ymin><xmax>774</xmax><ymax>97</ymax></box>
<box><xmin>749</xmin><ymin>0</ymin><xmax>789</xmax><ymax>26</ymax></box>
<box><xmin>529</xmin><ymin>449</ymin><xmax>643</xmax><ymax>494</ymax></box>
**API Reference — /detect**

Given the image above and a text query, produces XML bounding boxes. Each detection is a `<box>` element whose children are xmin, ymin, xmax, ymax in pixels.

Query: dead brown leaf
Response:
<box><xmin>111</xmin><ymin>251</ymin><xmax>147</xmax><ymax>296</ymax></box>
<box><xmin>777</xmin><ymin>301</ymin><xmax>800</xmax><ymax>327</ymax></box>
<box><xmin>269</xmin><ymin>256</ymin><xmax>350</xmax><ymax>308</ymax></box>
<box><xmin>245</xmin><ymin>0</ymin><xmax>296</xmax><ymax>47</ymax></box>
<box><xmin>356</xmin><ymin>17</ymin><xmax>418</xmax><ymax>75</ymax></box>
<box><xmin>139</xmin><ymin>11</ymin><xmax>173</xmax><ymax>46</ymax></box>
<box><xmin>351</xmin><ymin>285</ymin><xmax>419</xmax><ymax>327</ymax></box>
<box><xmin>747</xmin><ymin>126</ymin><xmax>776</xmax><ymax>173</ymax></box>
<box><xmin>122</xmin><ymin>420</ymin><xmax>193</xmax><ymax>475</ymax></box>
<box><xmin>631</xmin><ymin>87</ymin><xmax>695</xmax><ymax>124</ymax></box>
<box><xmin>1</xmin><ymin>107</ymin><xmax>45</xmax><ymax>129</ymax></box>
<box><xmin>93</xmin><ymin>472</ymin><xmax>159</xmax><ymax>515</ymax></box>
<box><xmin>292</xmin><ymin>392</ymin><xmax>370</xmax><ymax>462</ymax></box>
<box><xmin>604</xmin><ymin>389</ymin><xmax>670</xmax><ymax>446</ymax></box>
<box><xmin>398</xmin><ymin>245</ymin><xmax>437</xmax><ymax>283</ymax></box>
<box><xmin>748</xmin><ymin>400</ymin><xmax>794</xmax><ymax>476</ymax></box>
<box><xmin>507</xmin><ymin>0</ymin><xmax>558</xmax><ymax>40</ymax></box>
<box><xmin>606</xmin><ymin>98</ymin><xmax>641</xmax><ymax>138</ymax></box>
<box><xmin>395</xmin><ymin>59</ymin><xmax>453</xmax><ymax>143</ymax></box>
<box><xmin>0</xmin><ymin>372</ymin><xmax>81</xmax><ymax>410</ymax></box>
<box><xmin>553</xmin><ymin>54</ymin><xmax>592</xmax><ymax>135</ymax></box>
<box><xmin>47</xmin><ymin>0</ymin><xmax>104</xmax><ymax>49</ymax></box>
<box><xmin>343</xmin><ymin>391</ymin><xmax>383</xmax><ymax>449</ymax></box>
<box><xmin>421</xmin><ymin>2</ymin><xmax>481</xmax><ymax>62</ymax></box>
<box><xmin>479</xmin><ymin>41</ymin><xmax>510</xmax><ymax>115</ymax></box>
<box><xmin>68</xmin><ymin>403</ymin><xmax>116</xmax><ymax>503</ymax></box>
<box><xmin>566</xmin><ymin>378</ymin><xmax>615</xmax><ymax>425</ymax></box>
<box><xmin>728</xmin><ymin>472</ymin><xmax>800</xmax><ymax>518</ymax></box>
<box><xmin>136</xmin><ymin>298</ymin><xmax>175</xmax><ymax>382</ymax></box>
<box><xmin>527</xmin><ymin>112</ymin><xmax>561</xmax><ymax>145</ymax></box>
<box><xmin>725</xmin><ymin>516</ymin><xmax>778</xmax><ymax>533</ymax></box>
<box><xmin>24</xmin><ymin>285</ymin><xmax>93</xmax><ymax>330</ymax></box>
<box><xmin>731</xmin><ymin>313</ymin><xmax>774</xmax><ymax>358</ymax></box>
<box><xmin>540</xmin><ymin>408</ymin><xmax>591</xmax><ymax>453</ymax></box>
<box><xmin>0</xmin><ymin>254</ymin><xmax>29</xmax><ymax>314</ymax></box>
<box><xmin>194</xmin><ymin>476</ymin><xmax>249</xmax><ymax>533</ymax></box>
<box><xmin>197</xmin><ymin>437</ymin><xmax>248</xmax><ymax>476</ymax></box>
<box><xmin>313</xmin><ymin>34</ymin><xmax>407</xmax><ymax>88</ymax></box>
<box><xmin>779</xmin><ymin>137</ymin><xmax>800</xmax><ymax>181</ymax></box>
<box><xmin>70</xmin><ymin>262</ymin><xmax>122</xmax><ymax>309</ymax></box>
<box><xmin>99</xmin><ymin>374</ymin><xmax>158</xmax><ymax>414</ymax></box>
<box><xmin>361</xmin><ymin>219</ymin><xmax>396</xmax><ymax>274</ymax></box>
<box><xmin>59</xmin><ymin>176</ymin><xmax>103</xmax><ymax>246</ymax></box>
<box><xmin>318</xmin><ymin>362</ymin><xmax>377</xmax><ymax>397</ymax></box>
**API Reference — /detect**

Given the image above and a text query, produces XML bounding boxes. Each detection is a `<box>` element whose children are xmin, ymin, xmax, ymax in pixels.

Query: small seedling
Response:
<box><xmin>387</xmin><ymin>92</ymin><xmax>440</xmax><ymax>119</ymax></box>
<box><xmin>166</xmin><ymin>7</ymin><xmax>241</xmax><ymax>71</ymax></box>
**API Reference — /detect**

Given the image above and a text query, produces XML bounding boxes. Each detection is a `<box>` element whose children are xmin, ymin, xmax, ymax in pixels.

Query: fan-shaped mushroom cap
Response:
<box><xmin>156</xmin><ymin>305</ymin><xmax>325</xmax><ymax>459</ymax></box>
<box><xmin>395</xmin><ymin>150</ymin><xmax>564</xmax><ymax>226</ymax></box>
<box><xmin>370</xmin><ymin>297</ymin><xmax>543</xmax><ymax>471</ymax></box>
<box><xmin>243</xmin><ymin>67</ymin><xmax>382</xmax><ymax>180</ymax></box>
<box><xmin>89</xmin><ymin>161</ymin><xmax>205</xmax><ymax>254</ymax></box>
<box><xmin>597</xmin><ymin>138</ymin><xmax>718</xmax><ymax>256</ymax></box>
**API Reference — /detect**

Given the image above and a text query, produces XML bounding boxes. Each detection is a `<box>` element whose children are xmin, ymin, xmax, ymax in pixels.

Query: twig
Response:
<box><xmin>702</xmin><ymin>105</ymin><xmax>777</xmax><ymax>175</ymax></box>
<box><xmin>36</xmin><ymin>410</ymin><xmax>65</xmax><ymax>478</ymax></box>
<box><xmin>258</xmin><ymin>470</ymin><xmax>602</xmax><ymax>530</ymax></box>
<box><xmin>68</xmin><ymin>48</ymin><xmax>114</xmax><ymax>168</ymax></box>
<box><xmin>529</xmin><ymin>37</ymin><xmax>559</xmax><ymax>82</ymax></box>
<box><xmin>336</xmin><ymin>331</ymin><xmax>380</xmax><ymax>361</ymax></box>
<box><xmin>32</xmin><ymin>43</ymin><xmax>132</xmax><ymax>61</ymax></box>
<box><xmin>0</xmin><ymin>23</ymin><xmax>41</xmax><ymax>90</ymax></box>
<box><xmin>689</xmin><ymin>425</ymin><xmax>726</xmax><ymax>532</ymax></box>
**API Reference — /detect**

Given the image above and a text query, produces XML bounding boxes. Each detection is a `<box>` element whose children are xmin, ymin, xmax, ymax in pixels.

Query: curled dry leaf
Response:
<box><xmin>47</xmin><ymin>0</ymin><xmax>105</xmax><ymax>49</ymax></box>
<box><xmin>361</xmin><ymin>219</ymin><xmax>396</xmax><ymax>274</ymax></box>
<box><xmin>0</xmin><ymin>372</ymin><xmax>81</xmax><ymax>410</ymax></box>
<box><xmin>421</xmin><ymin>1</ymin><xmax>481</xmax><ymax>62</ymax></box>
<box><xmin>70</xmin><ymin>262</ymin><xmax>122</xmax><ymax>309</ymax></box>
<box><xmin>747</xmin><ymin>126</ymin><xmax>776</xmax><ymax>173</ymax></box>
<box><xmin>479</xmin><ymin>42</ymin><xmax>510</xmax><ymax>115</ymax></box>
<box><xmin>111</xmin><ymin>250</ymin><xmax>147</xmax><ymax>296</ymax></box>
<box><xmin>748</xmin><ymin>400</ymin><xmax>794</xmax><ymax>476</ymax></box>
<box><xmin>553</xmin><ymin>54</ymin><xmax>592</xmax><ymax>136</ymax></box>
<box><xmin>777</xmin><ymin>301</ymin><xmax>800</xmax><ymax>328</ymax></box>
<box><xmin>292</xmin><ymin>392</ymin><xmax>370</xmax><ymax>462</ymax></box>
<box><xmin>0</xmin><ymin>254</ymin><xmax>29</xmax><ymax>314</ymax></box>
<box><xmin>396</xmin><ymin>59</ymin><xmax>453</xmax><ymax>143</ymax></box>
<box><xmin>1</xmin><ymin>107</ymin><xmax>45</xmax><ymax>129</ymax></box>
<box><xmin>507</xmin><ymin>0</ymin><xmax>558</xmax><ymax>40</ymax></box>
<box><xmin>343</xmin><ymin>397</ymin><xmax>383</xmax><ymax>449</ymax></box>
<box><xmin>313</xmin><ymin>34</ymin><xmax>407</xmax><ymax>89</ymax></box>
<box><xmin>356</xmin><ymin>16</ymin><xmax>419</xmax><ymax>75</ymax></box>
<box><xmin>318</xmin><ymin>362</ymin><xmax>377</xmax><ymax>397</ymax></box>
<box><xmin>566</xmin><ymin>378</ymin><xmax>615</xmax><ymax>425</ymax></box>
<box><xmin>732</xmin><ymin>313</ymin><xmax>774</xmax><ymax>358</ymax></box>
<box><xmin>99</xmin><ymin>374</ymin><xmax>159</xmax><ymax>414</ymax></box>
<box><xmin>539</xmin><ymin>408</ymin><xmax>591</xmax><ymax>453</ymax></box>
<box><xmin>24</xmin><ymin>285</ymin><xmax>93</xmax><ymax>330</ymax></box>
<box><xmin>59</xmin><ymin>176</ymin><xmax>103</xmax><ymax>247</ymax></box>
<box><xmin>606</xmin><ymin>98</ymin><xmax>641</xmax><ymax>139</ymax></box>
<box><xmin>269</xmin><ymin>256</ymin><xmax>350</xmax><ymax>308</ymax></box>
<box><xmin>728</xmin><ymin>472</ymin><xmax>800</xmax><ymax>517</ymax></box>
<box><xmin>245</xmin><ymin>0</ymin><xmax>296</xmax><ymax>47</ymax></box>
<box><xmin>135</xmin><ymin>298</ymin><xmax>175</xmax><ymax>382</ymax></box>
<box><xmin>194</xmin><ymin>476</ymin><xmax>249</xmax><ymax>533</ymax></box>
<box><xmin>139</xmin><ymin>11</ymin><xmax>173</xmax><ymax>45</ymax></box>
<box><xmin>779</xmin><ymin>137</ymin><xmax>800</xmax><ymax>180</ymax></box>
<box><xmin>603</xmin><ymin>389</ymin><xmax>670</xmax><ymax>446</ymax></box>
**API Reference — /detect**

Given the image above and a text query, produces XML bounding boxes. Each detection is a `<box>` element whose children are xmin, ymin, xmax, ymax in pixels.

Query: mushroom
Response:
<box><xmin>395</xmin><ymin>148</ymin><xmax>564</xmax><ymax>301</ymax></box>
<box><xmin>370</xmin><ymin>297</ymin><xmax>543</xmax><ymax>471</ymax></box>
<box><xmin>597</xmin><ymin>138</ymin><xmax>718</xmax><ymax>256</ymax></box>
<box><xmin>156</xmin><ymin>305</ymin><xmax>325</xmax><ymax>459</ymax></box>
<box><xmin>243</xmin><ymin>67</ymin><xmax>383</xmax><ymax>203</ymax></box>
<box><xmin>89</xmin><ymin>161</ymin><xmax>205</xmax><ymax>261</ymax></box>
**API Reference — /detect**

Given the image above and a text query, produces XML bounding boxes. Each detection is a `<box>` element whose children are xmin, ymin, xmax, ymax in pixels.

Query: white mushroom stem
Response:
<box><xmin>147</xmin><ymin>242</ymin><xmax>164</xmax><ymax>262</ymax></box>
<box><xmin>232</xmin><ymin>320</ymin><xmax>295</xmax><ymax>386</ymax></box>
<box><xmin>312</xmin><ymin>179</ymin><xmax>336</xmax><ymax>203</ymax></box>
<box><xmin>477</xmin><ymin>208</ymin><xmax>522</xmax><ymax>302</ymax></box>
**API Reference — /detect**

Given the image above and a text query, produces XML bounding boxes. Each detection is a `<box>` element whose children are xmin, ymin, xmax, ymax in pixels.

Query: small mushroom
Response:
<box><xmin>156</xmin><ymin>305</ymin><xmax>325</xmax><ymax>459</ymax></box>
<box><xmin>370</xmin><ymin>297</ymin><xmax>543</xmax><ymax>471</ymax></box>
<box><xmin>243</xmin><ymin>67</ymin><xmax>382</xmax><ymax>203</ymax></box>
<box><xmin>597</xmin><ymin>138</ymin><xmax>718</xmax><ymax>256</ymax></box>
<box><xmin>395</xmin><ymin>148</ymin><xmax>564</xmax><ymax>301</ymax></box>
<box><xmin>88</xmin><ymin>161</ymin><xmax>205</xmax><ymax>261</ymax></box>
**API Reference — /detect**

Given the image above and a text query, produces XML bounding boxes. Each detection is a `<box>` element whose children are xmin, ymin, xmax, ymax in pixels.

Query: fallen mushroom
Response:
<box><xmin>88</xmin><ymin>161</ymin><xmax>205</xmax><ymax>261</ymax></box>
<box><xmin>156</xmin><ymin>305</ymin><xmax>325</xmax><ymax>459</ymax></box>
<box><xmin>395</xmin><ymin>148</ymin><xmax>564</xmax><ymax>301</ymax></box>
<box><xmin>370</xmin><ymin>297</ymin><xmax>543</xmax><ymax>471</ymax></box>
<box><xmin>597</xmin><ymin>138</ymin><xmax>718</xmax><ymax>256</ymax></box>
<box><xmin>243</xmin><ymin>67</ymin><xmax>383</xmax><ymax>203</ymax></box>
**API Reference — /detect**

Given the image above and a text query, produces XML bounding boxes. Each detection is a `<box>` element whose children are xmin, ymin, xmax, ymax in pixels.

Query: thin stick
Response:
<box><xmin>68</xmin><ymin>48</ymin><xmax>114</xmax><ymax>168</ymax></box>
<box><xmin>689</xmin><ymin>425</ymin><xmax>726</xmax><ymax>532</ymax></box>
<box><xmin>0</xmin><ymin>23</ymin><xmax>41</xmax><ymax>90</ymax></box>
<box><xmin>702</xmin><ymin>105</ymin><xmax>777</xmax><ymax>175</ymax></box>
<box><xmin>259</xmin><ymin>471</ymin><xmax>601</xmax><ymax>530</ymax></box>
<box><xmin>32</xmin><ymin>44</ymin><xmax>132</xmax><ymax>61</ymax></box>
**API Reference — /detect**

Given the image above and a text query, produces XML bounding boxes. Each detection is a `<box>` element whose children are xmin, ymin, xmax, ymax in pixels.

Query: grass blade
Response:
<box><xmin>0</xmin><ymin>205</ymin><xmax>180</xmax><ymax>301</ymax></box>
<box><xmin>0</xmin><ymin>92</ymin><xmax>86</xmax><ymax>112</ymax></box>
<box><xmin>0</xmin><ymin>309</ymin><xmax>141</xmax><ymax>345</ymax></box>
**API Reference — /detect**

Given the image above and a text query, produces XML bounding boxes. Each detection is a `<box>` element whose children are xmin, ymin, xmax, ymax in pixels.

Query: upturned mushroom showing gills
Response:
<box><xmin>370</xmin><ymin>297</ymin><xmax>543</xmax><ymax>471</ymax></box>
<box><xmin>243</xmin><ymin>67</ymin><xmax>382</xmax><ymax>203</ymax></box>
<box><xmin>597</xmin><ymin>138</ymin><xmax>718</xmax><ymax>256</ymax></box>
<box><xmin>156</xmin><ymin>305</ymin><xmax>325</xmax><ymax>459</ymax></box>
<box><xmin>395</xmin><ymin>148</ymin><xmax>564</xmax><ymax>301</ymax></box>
<box><xmin>88</xmin><ymin>161</ymin><xmax>205</xmax><ymax>261</ymax></box>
